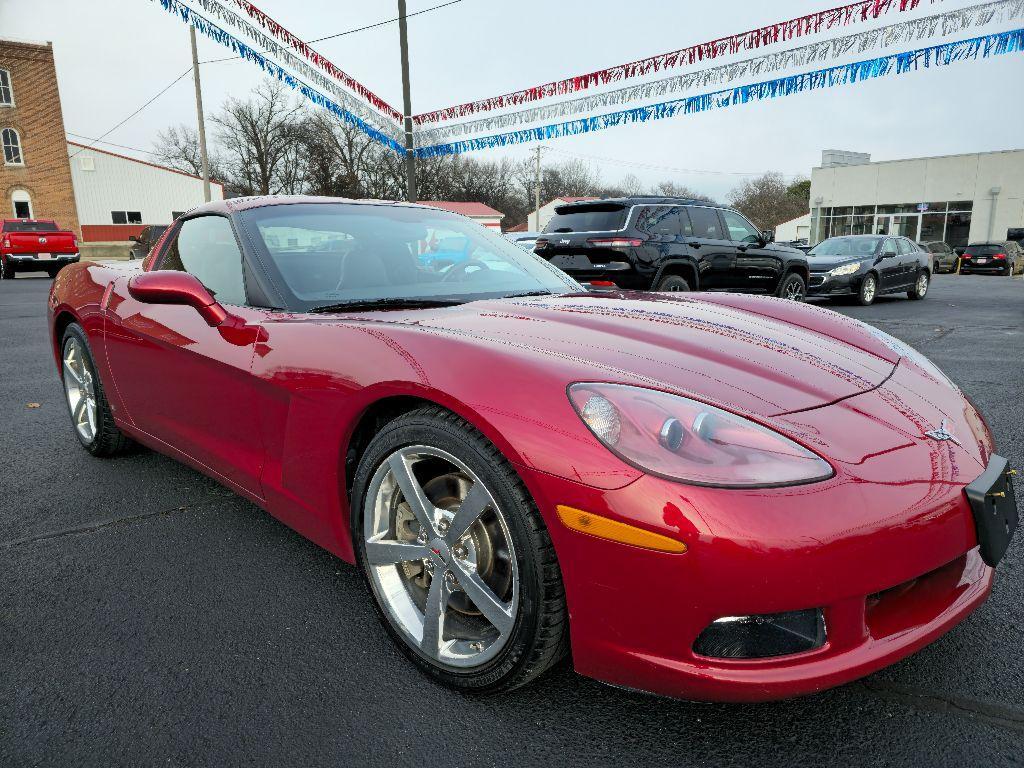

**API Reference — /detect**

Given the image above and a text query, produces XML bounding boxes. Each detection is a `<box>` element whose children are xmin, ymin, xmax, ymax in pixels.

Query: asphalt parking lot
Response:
<box><xmin>2</xmin><ymin>271</ymin><xmax>1022</xmax><ymax>767</ymax></box>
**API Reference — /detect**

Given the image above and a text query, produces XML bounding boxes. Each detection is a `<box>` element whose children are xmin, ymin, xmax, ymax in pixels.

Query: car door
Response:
<box><xmin>103</xmin><ymin>214</ymin><xmax>267</xmax><ymax>498</ymax></box>
<box><xmin>896</xmin><ymin>238</ymin><xmax>921</xmax><ymax>286</ymax></box>
<box><xmin>719</xmin><ymin>209</ymin><xmax>780</xmax><ymax>293</ymax></box>
<box><xmin>684</xmin><ymin>206</ymin><xmax>738</xmax><ymax>290</ymax></box>
<box><xmin>876</xmin><ymin>238</ymin><xmax>902</xmax><ymax>291</ymax></box>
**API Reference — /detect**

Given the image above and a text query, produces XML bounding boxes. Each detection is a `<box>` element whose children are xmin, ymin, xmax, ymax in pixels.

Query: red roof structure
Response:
<box><xmin>419</xmin><ymin>201</ymin><xmax>504</xmax><ymax>219</ymax></box>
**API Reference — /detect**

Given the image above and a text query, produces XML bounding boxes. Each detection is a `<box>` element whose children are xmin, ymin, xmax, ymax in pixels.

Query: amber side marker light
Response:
<box><xmin>555</xmin><ymin>505</ymin><xmax>687</xmax><ymax>553</ymax></box>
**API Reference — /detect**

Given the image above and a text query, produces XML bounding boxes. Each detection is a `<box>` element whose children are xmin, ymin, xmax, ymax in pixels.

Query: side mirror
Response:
<box><xmin>127</xmin><ymin>270</ymin><xmax>228</xmax><ymax>327</ymax></box>
<box><xmin>761</xmin><ymin>229</ymin><xmax>775</xmax><ymax>244</ymax></box>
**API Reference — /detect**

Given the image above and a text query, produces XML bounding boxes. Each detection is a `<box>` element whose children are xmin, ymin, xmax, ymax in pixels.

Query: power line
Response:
<box><xmin>69</xmin><ymin>67</ymin><xmax>192</xmax><ymax>158</ymax></box>
<box><xmin>202</xmin><ymin>0</ymin><xmax>463</xmax><ymax>65</ymax></box>
<box><xmin>545</xmin><ymin>146</ymin><xmax>803</xmax><ymax>179</ymax></box>
<box><xmin>66</xmin><ymin>132</ymin><xmax>160</xmax><ymax>156</ymax></box>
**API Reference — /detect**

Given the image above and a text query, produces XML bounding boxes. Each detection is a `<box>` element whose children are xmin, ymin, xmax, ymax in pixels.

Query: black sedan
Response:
<box><xmin>807</xmin><ymin>234</ymin><xmax>930</xmax><ymax>306</ymax></box>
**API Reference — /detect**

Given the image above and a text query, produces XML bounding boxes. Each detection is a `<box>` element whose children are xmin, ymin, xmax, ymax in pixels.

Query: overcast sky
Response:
<box><xmin>3</xmin><ymin>0</ymin><xmax>1022</xmax><ymax>200</ymax></box>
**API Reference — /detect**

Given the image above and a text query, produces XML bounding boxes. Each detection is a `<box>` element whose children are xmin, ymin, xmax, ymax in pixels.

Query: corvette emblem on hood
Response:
<box><xmin>924</xmin><ymin>419</ymin><xmax>961</xmax><ymax>446</ymax></box>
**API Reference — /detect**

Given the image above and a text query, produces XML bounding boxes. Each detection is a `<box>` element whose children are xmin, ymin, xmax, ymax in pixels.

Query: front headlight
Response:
<box><xmin>828</xmin><ymin>261</ymin><xmax>864</xmax><ymax>277</ymax></box>
<box><xmin>568</xmin><ymin>384</ymin><xmax>834</xmax><ymax>487</ymax></box>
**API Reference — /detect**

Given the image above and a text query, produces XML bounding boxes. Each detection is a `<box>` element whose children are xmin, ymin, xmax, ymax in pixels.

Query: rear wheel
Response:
<box><xmin>777</xmin><ymin>273</ymin><xmax>806</xmax><ymax>301</ymax></box>
<box><xmin>857</xmin><ymin>273</ymin><xmax>878</xmax><ymax>306</ymax></box>
<box><xmin>352</xmin><ymin>406</ymin><xmax>568</xmax><ymax>694</ymax></box>
<box><xmin>61</xmin><ymin>323</ymin><xmax>134</xmax><ymax>456</ymax></box>
<box><xmin>655</xmin><ymin>274</ymin><xmax>691</xmax><ymax>292</ymax></box>
<box><xmin>908</xmin><ymin>271</ymin><xmax>929</xmax><ymax>300</ymax></box>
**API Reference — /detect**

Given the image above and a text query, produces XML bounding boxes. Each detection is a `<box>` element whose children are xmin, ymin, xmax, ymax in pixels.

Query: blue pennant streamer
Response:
<box><xmin>153</xmin><ymin>0</ymin><xmax>405</xmax><ymax>153</ymax></box>
<box><xmin>414</xmin><ymin>27</ymin><xmax>1024</xmax><ymax>157</ymax></box>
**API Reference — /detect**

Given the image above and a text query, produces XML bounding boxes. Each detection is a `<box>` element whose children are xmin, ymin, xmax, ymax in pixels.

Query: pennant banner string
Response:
<box><xmin>153</xmin><ymin>0</ymin><xmax>406</xmax><ymax>152</ymax></box>
<box><xmin>226</xmin><ymin>0</ymin><xmax>403</xmax><ymax>123</ymax></box>
<box><xmin>413</xmin><ymin>0</ymin><xmax>1024</xmax><ymax>147</ymax></box>
<box><xmin>412</xmin><ymin>0</ymin><xmax>940</xmax><ymax>125</ymax></box>
<box><xmin>413</xmin><ymin>28</ymin><xmax>1024</xmax><ymax>157</ymax></box>
<box><xmin>182</xmin><ymin>0</ymin><xmax>403</xmax><ymax>141</ymax></box>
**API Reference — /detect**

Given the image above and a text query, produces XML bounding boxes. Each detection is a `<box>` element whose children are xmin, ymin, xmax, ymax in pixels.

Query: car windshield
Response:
<box><xmin>4</xmin><ymin>221</ymin><xmax>59</xmax><ymax>232</ymax></box>
<box><xmin>808</xmin><ymin>236</ymin><xmax>882</xmax><ymax>257</ymax></box>
<box><xmin>239</xmin><ymin>203</ymin><xmax>580</xmax><ymax>311</ymax></box>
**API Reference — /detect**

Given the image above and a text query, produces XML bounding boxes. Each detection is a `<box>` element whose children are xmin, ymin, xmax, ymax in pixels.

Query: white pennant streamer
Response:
<box><xmin>413</xmin><ymin>0</ymin><xmax>1024</xmax><ymax>147</ymax></box>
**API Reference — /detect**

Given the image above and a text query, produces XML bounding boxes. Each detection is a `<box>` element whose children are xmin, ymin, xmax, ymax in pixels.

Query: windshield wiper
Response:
<box><xmin>501</xmin><ymin>290</ymin><xmax>556</xmax><ymax>299</ymax></box>
<box><xmin>309</xmin><ymin>297</ymin><xmax>466</xmax><ymax>313</ymax></box>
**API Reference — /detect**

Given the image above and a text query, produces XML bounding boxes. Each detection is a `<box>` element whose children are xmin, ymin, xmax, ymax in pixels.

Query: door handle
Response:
<box><xmin>737</xmin><ymin>245</ymin><xmax>749</xmax><ymax>252</ymax></box>
<box><xmin>686</xmin><ymin>240</ymin><xmax>702</xmax><ymax>248</ymax></box>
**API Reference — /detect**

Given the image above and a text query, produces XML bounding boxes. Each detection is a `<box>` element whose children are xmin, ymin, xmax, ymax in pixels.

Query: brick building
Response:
<box><xmin>0</xmin><ymin>39</ymin><xmax>80</xmax><ymax>235</ymax></box>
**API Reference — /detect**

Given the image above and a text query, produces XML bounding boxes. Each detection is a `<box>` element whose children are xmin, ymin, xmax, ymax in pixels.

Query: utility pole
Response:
<box><xmin>533</xmin><ymin>145</ymin><xmax>544</xmax><ymax>231</ymax></box>
<box><xmin>397</xmin><ymin>0</ymin><xmax>417</xmax><ymax>202</ymax></box>
<box><xmin>189</xmin><ymin>26</ymin><xmax>212</xmax><ymax>203</ymax></box>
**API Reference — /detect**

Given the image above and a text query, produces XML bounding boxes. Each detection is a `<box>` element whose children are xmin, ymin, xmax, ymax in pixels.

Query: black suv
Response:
<box><xmin>533</xmin><ymin>197</ymin><xmax>809</xmax><ymax>299</ymax></box>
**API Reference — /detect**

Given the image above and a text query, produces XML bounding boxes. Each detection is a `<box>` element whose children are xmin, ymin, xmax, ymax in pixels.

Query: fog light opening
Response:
<box><xmin>693</xmin><ymin>609</ymin><xmax>826</xmax><ymax>659</ymax></box>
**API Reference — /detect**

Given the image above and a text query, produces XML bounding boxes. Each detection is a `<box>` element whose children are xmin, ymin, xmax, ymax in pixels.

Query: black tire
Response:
<box><xmin>60</xmin><ymin>323</ymin><xmax>134</xmax><ymax>456</ymax></box>
<box><xmin>857</xmin><ymin>273</ymin><xmax>878</xmax><ymax>306</ymax></box>
<box><xmin>655</xmin><ymin>274</ymin><xmax>691</xmax><ymax>292</ymax></box>
<box><xmin>351</xmin><ymin>405</ymin><xmax>568</xmax><ymax>694</ymax></box>
<box><xmin>776</xmin><ymin>272</ymin><xmax>806</xmax><ymax>301</ymax></box>
<box><xmin>908</xmin><ymin>270</ymin><xmax>929</xmax><ymax>300</ymax></box>
<box><xmin>0</xmin><ymin>257</ymin><xmax>13</xmax><ymax>280</ymax></box>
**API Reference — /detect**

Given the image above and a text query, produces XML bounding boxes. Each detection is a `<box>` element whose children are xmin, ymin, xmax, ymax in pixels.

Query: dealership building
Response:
<box><xmin>808</xmin><ymin>148</ymin><xmax>1024</xmax><ymax>247</ymax></box>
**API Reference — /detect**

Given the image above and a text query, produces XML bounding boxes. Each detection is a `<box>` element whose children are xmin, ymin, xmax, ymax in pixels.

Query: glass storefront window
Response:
<box><xmin>948</xmin><ymin>200</ymin><xmax>973</xmax><ymax>212</ymax></box>
<box><xmin>851</xmin><ymin>215</ymin><xmax>874</xmax><ymax>235</ymax></box>
<box><xmin>854</xmin><ymin>205</ymin><xmax>876</xmax><ymax>215</ymax></box>
<box><xmin>920</xmin><ymin>203</ymin><xmax>947</xmax><ymax>213</ymax></box>
<box><xmin>920</xmin><ymin>213</ymin><xmax>945</xmax><ymax>242</ymax></box>
<box><xmin>946</xmin><ymin>212</ymin><xmax>971</xmax><ymax>247</ymax></box>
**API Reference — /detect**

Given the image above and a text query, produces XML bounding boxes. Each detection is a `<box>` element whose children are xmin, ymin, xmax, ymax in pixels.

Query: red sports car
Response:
<box><xmin>47</xmin><ymin>197</ymin><xmax>1018</xmax><ymax>702</ymax></box>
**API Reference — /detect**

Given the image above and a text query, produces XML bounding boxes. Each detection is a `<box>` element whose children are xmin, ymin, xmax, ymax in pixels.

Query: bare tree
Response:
<box><xmin>212</xmin><ymin>80</ymin><xmax>305</xmax><ymax>196</ymax></box>
<box><xmin>727</xmin><ymin>171</ymin><xmax>810</xmax><ymax>228</ymax></box>
<box><xmin>153</xmin><ymin>124</ymin><xmax>223</xmax><ymax>180</ymax></box>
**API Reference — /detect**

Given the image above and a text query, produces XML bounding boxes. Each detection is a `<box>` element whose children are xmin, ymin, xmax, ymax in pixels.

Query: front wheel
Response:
<box><xmin>908</xmin><ymin>271</ymin><xmax>929</xmax><ymax>300</ymax></box>
<box><xmin>777</xmin><ymin>273</ymin><xmax>806</xmax><ymax>301</ymax></box>
<box><xmin>61</xmin><ymin>323</ymin><xmax>134</xmax><ymax>456</ymax></box>
<box><xmin>857</xmin><ymin>273</ymin><xmax>878</xmax><ymax>306</ymax></box>
<box><xmin>352</xmin><ymin>406</ymin><xmax>568</xmax><ymax>694</ymax></box>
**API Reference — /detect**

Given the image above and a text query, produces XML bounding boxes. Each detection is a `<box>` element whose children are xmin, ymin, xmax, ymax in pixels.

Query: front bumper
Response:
<box><xmin>807</xmin><ymin>271</ymin><xmax>861</xmax><ymax>296</ymax></box>
<box><xmin>519</xmin><ymin>364</ymin><xmax>1006</xmax><ymax>702</ymax></box>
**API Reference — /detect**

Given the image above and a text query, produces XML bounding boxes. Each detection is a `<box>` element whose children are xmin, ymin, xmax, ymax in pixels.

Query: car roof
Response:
<box><xmin>554</xmin><ymin>196</ymin><xmax>717</xmax><ymax>212</ymax></box>
<box><xmin>181</xmin><ymin>195</ymin><xmax>455</xmax><ymax>218</ymax></box>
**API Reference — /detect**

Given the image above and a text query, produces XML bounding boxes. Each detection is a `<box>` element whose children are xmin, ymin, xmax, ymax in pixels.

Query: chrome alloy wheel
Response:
<box><xmin>62</xmin><ymin>337</ymin><xmax>97</xmax><ymax>442</ymax></box>
<box><xmin>782</xmin><ymin>280</ymin><xmax>805</xmax><ymax>301</ymax></box>
<box><xmin>916</xmin><ymin>273</ymin><xmax>929</xmax><ymax>297</ymax></box>
<box><xmin>862</xmin><ymin>276</ymin><xmax>877</xmax><ymax>303</ymax></box>
<box><xmin>363</xmin><ymin>445</ymin><xmax>518</xmax><ymax>669</ymax></box>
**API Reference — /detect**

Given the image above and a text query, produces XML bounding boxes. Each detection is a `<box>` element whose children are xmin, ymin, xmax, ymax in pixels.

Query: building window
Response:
<box><xmin>111</xmin><ymin>211</ymin><xmax>143</xmax><ymax>224</ymax></box>
<box><xmin>2</xmin><ymin>128</ymin><xmax>23</xmax><ymax>165</ymax></box>
<box><xmin>812</xmin><ymin>201</ymin><xmax>973</xmax><ymax>248</ymax></box>
<box><xmin>11</xmin><ymin>189</ymin><xmax>32</xmax><ymax>218</ymax></box>
<box><xmin>0</xmin><ymin>69</ymin><xmax>12</xmax><ymax>106</ymax></box>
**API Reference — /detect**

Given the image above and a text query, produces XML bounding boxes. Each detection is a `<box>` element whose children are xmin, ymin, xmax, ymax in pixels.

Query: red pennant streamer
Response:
<box><xmin>413</xmin><ymin>0</ymin><xmax>928</xmax><ymax>125</ymax></box>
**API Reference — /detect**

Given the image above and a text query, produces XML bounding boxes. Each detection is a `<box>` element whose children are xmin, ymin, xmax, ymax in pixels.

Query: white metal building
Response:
<box><xmin>809</xmin><ymin>148</ymin><xmax>1024</xmax><ymax>246</ymax></box>
<box><xmin>526</xmin><ymin>196</ymin><xmax>599</xmax><ymax>232</ymax></box>
<box><xmin>775</xmin><ymin>213</ymin><xmax>811</xmax><ymax>242</ymax></box>
<box><xmin>66</xmin><ymin>141</ymin><xmax>223</xmax><ymax>241</ymax></box>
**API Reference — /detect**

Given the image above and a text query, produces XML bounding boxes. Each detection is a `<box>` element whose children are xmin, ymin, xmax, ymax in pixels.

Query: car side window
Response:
<box><xmin>161</xmin><ymin>216</ymin><xmax>247</xmax><ymax>306</ymax></box>
<box><xmin>896</xmin><ymin>238</ymin><xmax>914</xmax><ymax>255</ymax></box>
<box><xmin>687</xmin><ymin>207</ymin><xmax>725</xmax><ymax>240</ymax></box>
<box><xmin>633</xmin><ymin>206</ymin><xmax>692</xmax><ymax>238</ymax></box>
<box><xmin>881</xmin><ymin>239</ymin><xmax>898</xmax><ymax>256</ymax></box>
<box><xmin>720</xmin><ymin>210</ymin><xmax>761</xmax><ymax>244</ymax></box>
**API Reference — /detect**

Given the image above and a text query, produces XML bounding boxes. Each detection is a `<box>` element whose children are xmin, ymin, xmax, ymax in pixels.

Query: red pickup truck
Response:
<box><xmin>1</xmin><ymin>219</ymin><xmax>80</xmax><ymax>279</ymax></box>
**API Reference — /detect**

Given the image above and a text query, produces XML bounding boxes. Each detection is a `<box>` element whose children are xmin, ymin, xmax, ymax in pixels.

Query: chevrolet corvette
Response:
<box><xmin>47</xmin><ymin>197</ymin><xmax>1018</xmax><ymax>702</ymax></box>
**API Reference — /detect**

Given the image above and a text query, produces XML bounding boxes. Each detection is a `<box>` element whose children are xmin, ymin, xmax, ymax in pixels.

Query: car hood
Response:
<box><xmin>807</xmin><ymin>255</ymin><xmax>872</xmax><ymax>270</ymax></box>
<box><xmin>395</xmin><ymin>293</ymin><xmax>898</xmax><ymax>418</ymax></box>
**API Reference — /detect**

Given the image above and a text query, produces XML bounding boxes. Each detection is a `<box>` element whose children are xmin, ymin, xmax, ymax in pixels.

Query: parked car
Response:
<box><xmin>46</xmin><ymin>195</ymin><xmax>1017</xmax><ymax>702</ymax></box>
<box><xmin>503</xmin><ymin>231</ymin><xmax>542</xmax><ymax>252</ymax></box>
<box><xmin>0</xmin><ymin>219</ymin><xmax>79</xmax><ymax>279</ymax></box>
<box><xmin>533</xmin><ymin>196</ymin><xmax>810</xmax><ymax>300</ymax></box>
<box><xmin>919</xmin><ymin>241</ymin><xmax>957</xmax><ymax>273</ymax></box>
<box><xmin>128</xmin><ymin>225</ymin><xmax>168</xmax><ymax>261</ymax></box>
<box><xmin>807</xmin><ymin>234</ymin><xmax>931</xmax><ymax>306</ymax></box>
<box><xmin>959</xmin><ymin>241</ymin><xmax>1023</xmax><ymax>275</ymax></box>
